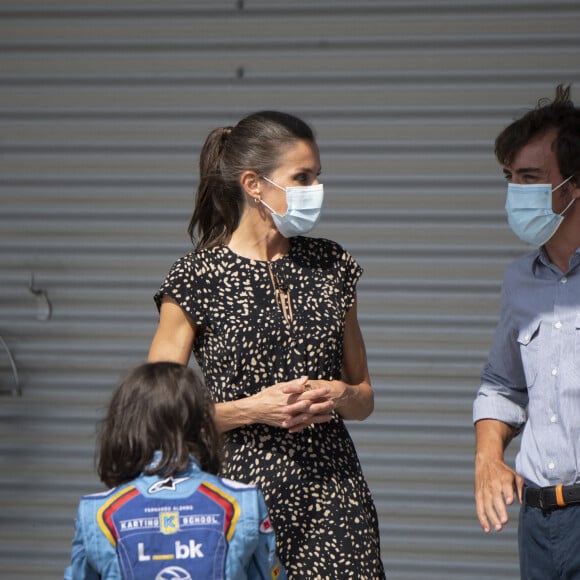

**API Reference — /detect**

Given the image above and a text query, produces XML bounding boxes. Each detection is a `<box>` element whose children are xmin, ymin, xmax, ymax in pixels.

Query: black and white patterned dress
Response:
<box><xmin>155</xmin><ymin>236</ymin><xmax>385</xmax><ymax>579</ymax></box>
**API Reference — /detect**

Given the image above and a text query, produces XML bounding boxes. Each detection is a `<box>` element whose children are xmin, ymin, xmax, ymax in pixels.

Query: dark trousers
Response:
<box><xmin>519</xmin><ymin>502</ymin><xmax>580</xmax><ymax>579</ymax></box>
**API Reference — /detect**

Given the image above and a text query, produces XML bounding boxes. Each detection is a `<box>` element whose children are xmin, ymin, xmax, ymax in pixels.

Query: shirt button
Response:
<box><xmin>548</xmin><ymin>462</ymin><xmax>555</xmax><ymax>470</ymax></box>
<box><xmin>552</xmin><ymin>368</ymin><xmax>558</xmax><ymax>376</ymax></box>
<box><xmin>560</xmin><ymin>277</ymin><xmax>568</xmax><ymax>284</ymax></box>
<box><xmin>554</xmin><ymin>321</ymin><xmax>562</xmax><ymax>329</ymax></box>
<box><xmin>550</xmin><ymin>415</ymin><xmax>557</xmax><ymax>423</ymax></box>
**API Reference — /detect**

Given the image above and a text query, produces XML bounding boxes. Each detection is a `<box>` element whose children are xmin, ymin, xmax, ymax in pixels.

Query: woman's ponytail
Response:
<box><xmin>188</xmin><ymin>127</ymin><xmax>239</xmax><ymax>249</ymax></box>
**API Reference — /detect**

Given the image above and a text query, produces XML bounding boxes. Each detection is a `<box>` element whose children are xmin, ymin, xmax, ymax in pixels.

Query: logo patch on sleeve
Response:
<box><xmin>260</xmin><ymin>516</ymin><xmax>274</xmax><ymax>534</ymax></box>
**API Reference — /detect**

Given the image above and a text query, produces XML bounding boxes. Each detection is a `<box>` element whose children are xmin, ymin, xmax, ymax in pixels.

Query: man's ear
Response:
<box><xmin>240</xmin><ymin>170</ymin><xmax>261</xmax><ymax>199</ymax></box>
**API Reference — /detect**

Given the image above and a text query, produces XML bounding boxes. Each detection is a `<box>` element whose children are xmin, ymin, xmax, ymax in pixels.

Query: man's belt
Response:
<box><xmin>525</xmin><ymin>483</ymin><xmax>580</xmax><ymax>510</ymax></box>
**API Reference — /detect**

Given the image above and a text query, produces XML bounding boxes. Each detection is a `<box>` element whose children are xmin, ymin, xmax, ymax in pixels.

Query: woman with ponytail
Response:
<box><xmin>148</xmin><ymin>111</ymin><xmax>385</xmax><ymax>579</ymax></box>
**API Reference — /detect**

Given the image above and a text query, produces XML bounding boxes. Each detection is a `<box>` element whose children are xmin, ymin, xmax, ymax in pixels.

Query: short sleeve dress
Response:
<box><xmin>155</xmin><ymin>236</ymin><xmax>385</xmax><ymax>579</ymax></box>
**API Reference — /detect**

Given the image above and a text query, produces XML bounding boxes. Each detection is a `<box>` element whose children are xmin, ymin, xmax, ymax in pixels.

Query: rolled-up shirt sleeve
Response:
<box><xmin>473</xmin><ymin>275</ymin><xmax>528</xmax><ymax>430</ymax></box>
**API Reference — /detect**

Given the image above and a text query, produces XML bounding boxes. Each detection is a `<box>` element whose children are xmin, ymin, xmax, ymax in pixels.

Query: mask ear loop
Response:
<box><xmin>258</xmin><ymin>198</ymin><xmax>277</xmax><ymax>214</ymax></box>
<box><xmin>553</xmin><ymin>174</ymin><xmax>574</xmax><ymax>192</ymax></box>
<box><xmin>558</xmin><ymin>197</ymin><xmax>576</xmax><ymax>217</ymax></box>
<box><xmin>554</xmin><ymin>175</ymin><xmax>576</xmax><ymax>217</ymax></box>
<box><xmin>261</xmin><ymin>176</ymin><xmax>286</xmax><ymax>192</ymax></box>
<box><xmin>259</xmin><ymin>176</ymin><xmax>288</xmax><ymax>217</ymax></box>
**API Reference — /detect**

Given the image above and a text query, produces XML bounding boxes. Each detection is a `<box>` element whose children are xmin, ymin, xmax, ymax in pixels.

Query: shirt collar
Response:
<box><xmin>533</xmin><ymin>246</ymin><xmax>580</xmax><ymax>275</ymax></box>
<box><xmin>146</xmin><ymin>450</ymin><xmax>201</xmax><ymax>472</ymax></box>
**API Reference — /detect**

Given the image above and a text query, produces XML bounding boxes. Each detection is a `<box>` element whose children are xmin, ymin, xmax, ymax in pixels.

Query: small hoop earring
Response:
<box><xmin>254</xmin><ymin>196</ymin><xmax>261</xmax><ymax>204</ymax></box>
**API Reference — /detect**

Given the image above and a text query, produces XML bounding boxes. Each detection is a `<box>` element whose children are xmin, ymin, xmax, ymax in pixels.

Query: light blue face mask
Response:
<box><xmin>505</xmin><ymin>175</ymin><xmax>575</xmax><ymax>246</ymax></box>
<box><xmin>260</xmin><ymin>177</ymin><xmax>324</xmax><ymax>238</ymax></box>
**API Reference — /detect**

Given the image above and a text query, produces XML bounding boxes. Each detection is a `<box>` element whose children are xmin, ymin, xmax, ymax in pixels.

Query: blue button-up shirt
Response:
<box><xmin>473</xmin><ymin>247</ymin><xmax>580</xmax><ymax>487</ymax></box>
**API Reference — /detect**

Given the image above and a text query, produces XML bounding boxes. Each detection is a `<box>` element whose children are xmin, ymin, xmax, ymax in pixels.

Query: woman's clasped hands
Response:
<box><xmin>254</xmin><ymin>376</ymin><xmax>336</xmax><ymax>433</ymax></box>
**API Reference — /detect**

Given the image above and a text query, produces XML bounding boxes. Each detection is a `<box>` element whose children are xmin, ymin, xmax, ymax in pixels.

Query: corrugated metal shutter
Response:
<box><xmin>1</xmin><ymin>1</ymin><xmax>579</xmax><ymax>578</ymax></box>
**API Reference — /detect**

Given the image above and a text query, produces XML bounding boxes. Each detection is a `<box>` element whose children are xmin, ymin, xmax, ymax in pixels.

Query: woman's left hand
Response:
<box><xmin>280</xmin><ymin>379</ymin><xmax>341</xmax><ymax>433</ymax></box>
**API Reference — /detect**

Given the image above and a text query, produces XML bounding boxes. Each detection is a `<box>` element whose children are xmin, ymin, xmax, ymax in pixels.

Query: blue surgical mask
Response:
<box><xmin>505</xmin><ymin>176</ymin><xmax>575</xmax><ymax>246</ymax></box>
<box><xmin>260</xmin><ymin>177</ymin><xmax>324</xmax><ymax>238</ymax></box>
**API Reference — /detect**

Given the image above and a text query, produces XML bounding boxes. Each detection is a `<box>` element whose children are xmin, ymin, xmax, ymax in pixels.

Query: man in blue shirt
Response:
<box><xmin>473</xmin><ymin>85</ymin><xmax>580</xmax><ymax>579</ymax></box>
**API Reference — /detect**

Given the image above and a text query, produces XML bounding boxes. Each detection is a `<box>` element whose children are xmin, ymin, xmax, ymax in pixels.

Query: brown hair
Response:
<box><xmin>188</xmin><ymin>110</ymin><xmax>316</xmax><ymax>250</ymax></box>
<box><xmin>98</xmin><ymin>362</ymin><xmax>221</xmax><ymax>488</ymax></box>
<box><xmin>495</xmin><ymin>84</ymin><xmax>580</xmax><ymax>183</ymax></box>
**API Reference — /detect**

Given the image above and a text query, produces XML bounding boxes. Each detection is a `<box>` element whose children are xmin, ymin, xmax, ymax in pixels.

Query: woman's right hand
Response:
<box><xmin>259</xmin><ymin>376</ymin><xmax>335</xmax><ymax>432</ymax></box>
<box><xmin>225</xmin><ymin>376</ymin><xmax>335</xmax><ymax>433</ymax></box>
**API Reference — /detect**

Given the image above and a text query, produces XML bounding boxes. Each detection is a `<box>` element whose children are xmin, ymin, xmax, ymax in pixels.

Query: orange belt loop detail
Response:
<box><xmin>555</xmin><ymin>484</ymin><xmax>566</xmax><ymax>507</ymax></box>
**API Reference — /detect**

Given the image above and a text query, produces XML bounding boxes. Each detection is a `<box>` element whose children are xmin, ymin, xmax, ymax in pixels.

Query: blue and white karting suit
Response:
<box><xmin>64</xmin><ymin>456</ymin><xmax>286</xmax><ymax>580</ymax></box>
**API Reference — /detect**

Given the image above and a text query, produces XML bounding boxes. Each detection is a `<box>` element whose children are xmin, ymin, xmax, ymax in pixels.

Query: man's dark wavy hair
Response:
<box><xmin>98</xmin><ymin>362</ymin><xmax>221</xmax><ymax>488</ymax></box>
<box><xmin>495</xmin><ymin>84</ymin><xmax>580</xmax><ymax>183</ymax></box>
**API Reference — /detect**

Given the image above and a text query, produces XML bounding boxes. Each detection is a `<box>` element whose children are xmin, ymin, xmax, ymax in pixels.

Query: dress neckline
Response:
<box><xmin>221</xmin><ymin>238</ymin><xmax>295</xmax><ymax>265</ymax></box>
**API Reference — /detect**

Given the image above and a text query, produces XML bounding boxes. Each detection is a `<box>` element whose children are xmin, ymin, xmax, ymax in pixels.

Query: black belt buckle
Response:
<box><xmin>538</xmin><ymin>487</ymin><xmax>548</xmax><ymax>510</ymax></box>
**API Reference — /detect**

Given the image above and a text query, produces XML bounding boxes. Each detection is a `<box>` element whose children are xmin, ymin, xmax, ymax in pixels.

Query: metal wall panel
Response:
<box><xmin>1</xmin><ymin>1</ymin><xmax>579</xmax><ymax>578</ymax></box>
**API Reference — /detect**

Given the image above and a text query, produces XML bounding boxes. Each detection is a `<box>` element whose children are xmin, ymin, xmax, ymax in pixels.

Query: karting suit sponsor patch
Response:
<box><xmin>97</xmin><ymin>482</ymin><xmax>239</xmax><ymax>579</ymax></box>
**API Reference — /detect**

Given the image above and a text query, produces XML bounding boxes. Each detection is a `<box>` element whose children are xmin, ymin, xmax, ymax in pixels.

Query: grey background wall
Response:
<box><xmin>1</xmin><ymin>1</ymin><xmax>580</xmax><ymax>578</ymax></box>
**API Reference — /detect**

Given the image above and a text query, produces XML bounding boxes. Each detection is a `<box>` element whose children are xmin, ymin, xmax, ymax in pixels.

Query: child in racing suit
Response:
<box><xmin>64</xmin><ymin>361</ymin><xmax>286</xmax><ymax>580</ymax></box>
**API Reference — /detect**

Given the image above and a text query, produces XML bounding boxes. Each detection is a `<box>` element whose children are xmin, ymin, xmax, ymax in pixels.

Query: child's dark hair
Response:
<box><xmin>98</xmin><ymin>362</ymin><xmax>221</xmax><ymax>488</ymax></box>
